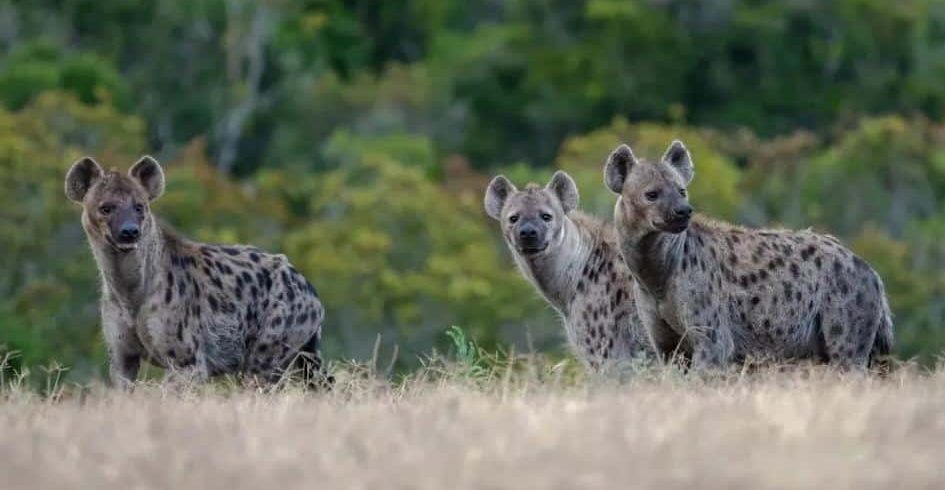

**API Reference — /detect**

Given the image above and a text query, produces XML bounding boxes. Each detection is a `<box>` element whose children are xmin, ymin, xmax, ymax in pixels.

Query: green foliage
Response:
<box><xmin>274</xmin><ymin>145</ymin><xmax>550</xmax><ymax>363</ymax></box>
<box><xmin>444</xmin><ymin>325</ymin><xmax>488</xmax><ymax>379</ymax></box>
<box><xmin>0</xmin><ymin>42</ymin><xmax>130</xmax><ymax>110</ymax></box>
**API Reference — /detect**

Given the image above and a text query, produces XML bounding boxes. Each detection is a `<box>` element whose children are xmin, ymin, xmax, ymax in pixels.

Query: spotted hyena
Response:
<box><xmin>65</xmin><ymin>156</ymin><xmax>328</xmax><ymax>388</ymax></box>
<box><xmin>604</xmin><ymin>140</ymin><xmax>894</xmax><ymax>370</ymax></box>
<box><xmin>485</xmin><ymin>171</ymin><xmax>653</xmax><ymax>370</ymax></box>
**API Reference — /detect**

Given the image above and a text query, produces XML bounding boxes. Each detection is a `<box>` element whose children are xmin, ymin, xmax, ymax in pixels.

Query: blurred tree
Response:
<box><xmin>0</xmin><ymin>41</ymin><xmax>130</xmax><ymax>110</ymax></box>
<box><xmin>270</xmin><ymin>139</ymin><xmax>553</xmax><ymax>364</ymax></box>
<box><xmin>750</xmin><ymin>116</ymin><xmax>945</xmax><ymax>237</ymax></box>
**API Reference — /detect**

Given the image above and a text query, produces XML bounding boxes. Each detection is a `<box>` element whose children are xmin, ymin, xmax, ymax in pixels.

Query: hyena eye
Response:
<box><xmin>509</xmin><ymin>214</ymin><xmax>520</xmax><ymax>224</ymax></box>
<box><xmin>134</xmin><ymin>203</ymin><xmax>145</xmax><ymax>213</ymax></box>
<box><xmin>679</xmin><ymin>188</ymin><xmax>687</xmax><ymax>197</ymax></box>
<box><xmin>644</xmin><ymin>190</ymin><xmax>660</xmax><ymax>202</ymax></box>
<box><xmin>99</xmin><ymin>204</ymin><xmax>115</xmax><ymax>215</ymax></box>
<box><xmin>540</xmin><ymin>212</ymin><xmax>553</xmax><ymax>222</ymax></box>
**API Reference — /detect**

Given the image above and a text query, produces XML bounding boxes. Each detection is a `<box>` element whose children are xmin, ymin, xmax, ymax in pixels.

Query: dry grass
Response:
<box><xmin>1</xmin><ymin>354</ymin><xmax>944</xmax><ymax>490</ymax></box>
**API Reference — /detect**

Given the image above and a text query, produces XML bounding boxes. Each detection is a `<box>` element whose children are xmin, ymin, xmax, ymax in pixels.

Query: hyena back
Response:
<box><xmin>485</xmin><ymin>171</ymin><xmax>653</xmax><ymax>370</ymax></box>
<box><xmin>604</xmin><ymin>141</ymin><xmax>894</xmax><ymax>369</ymax></box>
<box><xmin>65</xmin><ymin>156</ymin><xmax>327</xmax><ymax>388</ymax></box>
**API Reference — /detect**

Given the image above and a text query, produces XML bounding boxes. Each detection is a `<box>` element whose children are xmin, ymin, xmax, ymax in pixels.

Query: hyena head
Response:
<box><xmin>65</xmin><ymin>156</ymin><xmax>165</xmax><ymax>252</ymax></box>
<box><xmin>604</xmin><ymin>140</ymin><xmax>694</xmax><ymax>235</ymax></box>
<box><xmin>484</xmin><ymin>171</ymin><xmax>579</xmax><ymax>256</ymax></box>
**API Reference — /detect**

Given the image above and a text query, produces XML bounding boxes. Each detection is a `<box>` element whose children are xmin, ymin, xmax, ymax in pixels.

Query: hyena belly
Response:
<box><xmin>139</xmin><ymin>243</ymin><xmax>324</xmax><ymax>379</ymax></box>
<box><xmin>681</xmin><ymin>223</ymin><xmax>891</xmax><ymax>366</ymax></box>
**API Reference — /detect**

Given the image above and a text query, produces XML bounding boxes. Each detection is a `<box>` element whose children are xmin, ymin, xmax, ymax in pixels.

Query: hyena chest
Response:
<box><xmin>133</xmin><ymin>296</ymin><xmax>200</xmax><ymax>369</ymax></box>
<box><xmin>134</xmin><ymin>291</ymin><xmax>256</xmax><ymax>370</ymax></box>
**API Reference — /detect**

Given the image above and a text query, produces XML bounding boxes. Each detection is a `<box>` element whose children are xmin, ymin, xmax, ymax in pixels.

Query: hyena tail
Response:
<box><xmin>298</xmin><ymin>334</ymin><xmax>334</xmax><ymax>390</ymax></box>
<box><xmin>870</xmin><ymin>292</ymin><xmax>895</xmax><ymax>373</ymax></box>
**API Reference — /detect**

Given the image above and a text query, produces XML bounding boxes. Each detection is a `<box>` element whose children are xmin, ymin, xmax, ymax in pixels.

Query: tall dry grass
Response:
<box><xmin>0</xmin><ymin>348</ymin><xmax>943</xmax><ymax>490</ymax></box>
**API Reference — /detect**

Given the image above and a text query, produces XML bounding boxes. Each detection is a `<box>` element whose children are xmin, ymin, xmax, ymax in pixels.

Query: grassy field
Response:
<box><xmin>1</xmin><ymin>352</ymin><xmax>943</xmax><ymax>490</ymax></box>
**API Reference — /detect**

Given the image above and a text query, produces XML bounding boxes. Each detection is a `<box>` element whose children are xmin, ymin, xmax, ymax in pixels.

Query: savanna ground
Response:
<box><xmin>1</xmin><ymin>333</ymin><xmax>943</xmax><ymax>490</ymax></box>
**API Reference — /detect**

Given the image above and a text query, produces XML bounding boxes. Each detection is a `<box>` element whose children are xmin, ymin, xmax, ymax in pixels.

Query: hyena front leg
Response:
<box><xmin>688</xmin><ymin>322</ymin><xmax>735</xmax><ymax>371</ymax></box>
<box><xmin>102</xmin><ymin>304</ymin><xmax>141</xmax><ymax>390</ymax></box>
<box><xmin>108</xmin><ymin>350</ymin><xmax>140</xmax><ymax>391</ymax></box>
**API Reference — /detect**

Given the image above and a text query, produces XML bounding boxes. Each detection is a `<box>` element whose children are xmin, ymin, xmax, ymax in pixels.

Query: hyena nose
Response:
<box><xmin>119</xmin><ymin>223</ymin><xmax>140</xmax><ymax>242</ymax></box>
<box><xmin>518</xmin><ymin>226</ymin><xmax>538</xmax><ymax>240</ymax></box>
<box><xmin>673</xmin><ymin>205</ymin><xmax>693</xmax><ymax>219</ymax></box>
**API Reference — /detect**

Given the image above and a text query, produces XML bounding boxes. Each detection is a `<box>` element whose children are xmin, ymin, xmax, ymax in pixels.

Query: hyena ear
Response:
<box><xmin>662</xmin><ymin>140</ymin><xmax>694</xmax><ymax>185</ymax></box>
<box><xmin>128</xmin><ymin>155</ymin><xmax>166</xmax><ymax>201</ymax></box>
<box><xmin>484</xmin><ymin>175</ymin><xmax>517</xmax><ymax>220</ymax></box>
<box><xmin>547</xmin><ymin>170</ymin><xmax>579</xmax><ymax>214</ymax></box>
<box><xmin>604</xmin><ymin>144</ymin><xmax>637</xmax><ymax>194</ymax></box>
<box><xmin>65</xmin><ymin>157</ymin><xmax>103</xmax><ymax>203</ymax></box>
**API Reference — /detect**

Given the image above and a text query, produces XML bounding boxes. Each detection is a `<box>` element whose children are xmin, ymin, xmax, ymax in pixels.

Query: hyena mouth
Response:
<box><xmin>653</xmin><ymin>219</ymin><xmax>690</xmax><ymax>234</ymax></box>
<box><xmin>519</xmin><ymin>244</ymin><xmax>549</xmax><ymax>255</ymax></box>
<box><xmin>107</xmin><ymin>235</ymin><xmax>139</xmax><ymax>252</ymax></box>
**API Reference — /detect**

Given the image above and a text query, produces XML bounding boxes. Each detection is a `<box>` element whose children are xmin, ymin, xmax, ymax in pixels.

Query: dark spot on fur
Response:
<box><xmin>801</xmin><ymin>245</ymin><xmax>816</xmax><ymax>260</ymax></box>
<box><xmin>833</xmin><ymin>260</ymin><xmax>844</xmax><ymax>275</ymax></box>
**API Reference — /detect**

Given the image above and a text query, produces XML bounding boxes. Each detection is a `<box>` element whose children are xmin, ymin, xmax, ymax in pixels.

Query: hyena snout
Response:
<box><xmin>117</xmin><ymin>221</ymin><xmax>140</xmax><ymax>243</ymax></box>
<box><xmin>515</xmin><ymin>219</ymin><xmax>550</xmax><ymax>255</ymax></box>
<box><xmin>672</xmin><ymin>204</ymin><xmax>693</xmax><ymax>219</ymax></box>
<box><xmin>107</xmin><ymin>205</ymin><xmax>147</xmax><ymax>248</ymax></box>
<box><xmin>656</xmin><ymin>202</ymin><xmax>692</xmax><ymax>234</ymax></box>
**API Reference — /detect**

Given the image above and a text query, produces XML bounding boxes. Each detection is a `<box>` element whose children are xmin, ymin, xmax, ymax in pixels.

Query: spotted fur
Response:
<box><xmin>485</xmin><ymin>171</ymin><xmax>653</xmax><ymax>370</ymax></box>
<box><xmin>605</xmin><ymin>141</ymin><xmax>894</xmax><ymax>369</ymax></box>
<box><xmin>65</xmin><ymin>156</ymin><xmax>327</xmax><ymax>388</ymax></box>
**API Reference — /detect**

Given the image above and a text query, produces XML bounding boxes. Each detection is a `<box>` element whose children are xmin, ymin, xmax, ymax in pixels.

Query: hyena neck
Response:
<box><xmin>92</xmin><ymin>218</ymin><xmax>167</xmax><ymax>311</ymax></box>
<box><xmin>622</xmin><ymin>228</ymin><xmax>685</xmax><ymax>301</ymax></box>
<box><xmin>514</xmin><ymin>216</ymin><xmax>591</xmax><ymax>311</ymax></box>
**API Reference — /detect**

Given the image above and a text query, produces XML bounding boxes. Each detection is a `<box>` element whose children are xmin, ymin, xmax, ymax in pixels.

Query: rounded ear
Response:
<box><xmin>128</xmin><ymin>155</ymin><xmax>166</xmax><ymax>201</ymax></box>
<box><xmin>662</xmin><ymin>140</ymin><xmax>694</xmax><ymax>185</ymax></box>
<box><xmin>484</xmin><ymin>175</ymin><xmax>517</xmax><ymax>220</ymax></box>
<box><xmin>604</xmin><ymin>144</ymin><xmax>637</xmax><ymax>194</ymax></box>
<box><xmin>65</xmin><ymin>157</ymin><xmax>103</xmax><ymax>203</ymax></box>
<box><xmin>547</xmin><ymin>170</ymin><xmax>579</xmax><ymax>214</ymax></box>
